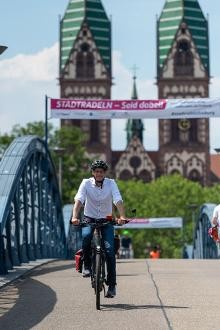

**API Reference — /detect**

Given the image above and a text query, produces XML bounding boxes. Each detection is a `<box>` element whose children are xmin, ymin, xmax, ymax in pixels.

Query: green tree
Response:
<box><xmin>117</xmin><ymin>174</ymin><xmax>206</xmax><ymax>258</ymax></box>
<box><xmin>203</xmin><ymin>183</ymin><xmax>220</xmax><ymax>204</ymax></box>
<box><xmin>12</xmin><ymin>121</ymin><xmax>52</xmax><ymax>138</ymax></box>
<box><xmin>0</xmin><ymin>133</ymin><xmax>15</xmax><ymax>159</ymax></box>
<box><xmin>50</xmin><ymin>125</ymin><xmax>90</xmax><ymax>203</ymax></box>
<box><xmin>0</xmin><ymin>121</ymin><xmax>54</xmax><ymax>157</ymax></box>
<box><xmin>0</xmin><ymin>121</ymin><xmax>90</xmax><ymax>204</ymax></box>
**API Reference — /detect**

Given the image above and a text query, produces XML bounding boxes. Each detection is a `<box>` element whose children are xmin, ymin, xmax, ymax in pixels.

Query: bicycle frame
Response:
<box><xmin>80</xmin><ymin>218</ymin><xmax>111</xmax><ymax>310</ymax></box>
<box><xmin>79</xmin><ymin>216</ymin><xmax>132</xmax><ymax>310</ymax></box>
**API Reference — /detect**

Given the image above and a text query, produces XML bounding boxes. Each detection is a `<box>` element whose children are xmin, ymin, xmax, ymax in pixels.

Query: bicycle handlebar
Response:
<box><xmin>70</xmin><ymin>217</ymin><xmax>129</xmax><ymax>227</ymax></box>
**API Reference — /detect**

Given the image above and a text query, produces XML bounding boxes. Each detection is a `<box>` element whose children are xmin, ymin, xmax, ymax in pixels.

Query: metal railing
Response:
<box><xmin>0</xmin><ymin>136</ymin><xmax>66</xmax><ymax>274</ymax></box>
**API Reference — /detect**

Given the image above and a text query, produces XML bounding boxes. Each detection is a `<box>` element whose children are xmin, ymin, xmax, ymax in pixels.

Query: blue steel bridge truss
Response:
<box><xmin>0</xmin><ymin>136</ymin><xmax>66</xmax><ymax>274</ymax></box>
<box><xmin>193</xmin><ymin>203</ymin><xmax>219</xmax><ymax>259</ymax></box>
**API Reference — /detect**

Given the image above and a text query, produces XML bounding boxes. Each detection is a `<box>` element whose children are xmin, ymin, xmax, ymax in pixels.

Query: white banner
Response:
<box><xmin>116</xmin><ymin>217</ymin><xmax>183</xmax><ymax>229</ymax></box>
<box><xmin>50</xmin><ymin>98</ymin><xmax>220</xmax><ymax>119</ymax></box>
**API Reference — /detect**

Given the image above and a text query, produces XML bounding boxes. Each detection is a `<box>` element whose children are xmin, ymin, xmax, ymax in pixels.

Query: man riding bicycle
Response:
<box><xmin>71</xmin><ymin>160</ymin><xmax>127</xmax><ymax>298</ymax></box>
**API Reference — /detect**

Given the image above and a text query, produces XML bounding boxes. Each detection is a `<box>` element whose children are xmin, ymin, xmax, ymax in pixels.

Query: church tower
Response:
<box><xmin>59</xmin><ymin>0</ymin><xmax>112</xmax><ymax>162</ymax></box>
<box><xmin>157</xmin><ymin>0</ymin><xmax>210</xmax><ymax>185</ymax></box>
<box><xmin>114</xmin><ymin>77</ymin><xmax>156</xmax><ymax>182</ymax></box>
<box><xmin>126</xmin><ymin>75</ymin><xmax>144</xmax><ymax>145</ymax></box>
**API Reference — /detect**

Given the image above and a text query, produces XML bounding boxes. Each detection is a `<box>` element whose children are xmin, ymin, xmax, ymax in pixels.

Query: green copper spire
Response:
<box><xmin>158</xmin><ymin>0</ymin><xmax>209</xmax><ymax>73</ymax></box>
<box><xmin>126</xmin><ymin>75</ymin><xmax>144</xmax><ymax>144</ymax></box>
<box><xmin>60</xmin><ymin>0</ymin><xmax>111</xmax><ymax>73</ymax></box>
<box><xmin>131</xmin><ymin>75</ymin><xmax>138</xmax><ymax>100</ymax></box>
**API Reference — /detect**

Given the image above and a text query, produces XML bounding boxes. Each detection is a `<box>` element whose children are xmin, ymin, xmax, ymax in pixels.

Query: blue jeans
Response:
<box><xmin>82</xmin><ymin>223</ymin><xmax>116</xmax><ymax>286</ymax></box>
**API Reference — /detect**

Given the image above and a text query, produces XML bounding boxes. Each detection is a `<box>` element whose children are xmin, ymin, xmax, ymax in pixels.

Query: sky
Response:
<box><xmin>1</xmin><ymin>0</ymin><xmax>220</xmax><ymax>152</ymax></box>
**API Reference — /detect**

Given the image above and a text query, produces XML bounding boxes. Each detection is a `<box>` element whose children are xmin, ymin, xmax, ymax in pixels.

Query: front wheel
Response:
<box><xmin>95</xmin><ymin>252</ymin><xmax>101</xmax><ymax>310</ymax></box>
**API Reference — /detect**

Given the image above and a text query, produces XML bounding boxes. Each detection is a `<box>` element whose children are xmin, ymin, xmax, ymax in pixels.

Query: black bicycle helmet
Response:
<box><xmin>90</xmin><ymin>160</ymin><xmax>109</xmax><ymax>171</ymax></box>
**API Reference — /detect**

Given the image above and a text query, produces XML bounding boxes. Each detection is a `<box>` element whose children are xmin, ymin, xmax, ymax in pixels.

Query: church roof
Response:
<box><xmin>60</xmin><ymin>0</ymin><xmax>111</xmax><ymax>73</ymax></box>
<box><xmin>210</xmin><ymin>154</ymin><xmax>220</xmax><ymax>179</ymax></box>
<box><xmin>158</xmin><ymin>0</ymin><xmax>209</xmax><ymax>73</ymax></box>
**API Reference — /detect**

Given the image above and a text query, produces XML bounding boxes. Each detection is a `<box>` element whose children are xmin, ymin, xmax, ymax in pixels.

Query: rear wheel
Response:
<box><xmin>95</xmin><ymin>252</ymin><xmax>101</xmax><ymax>310</ymax></box>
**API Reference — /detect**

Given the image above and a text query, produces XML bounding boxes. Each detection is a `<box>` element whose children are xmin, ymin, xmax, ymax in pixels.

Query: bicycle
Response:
<box><xmin>79</xmin><ymin>217</ymin><xmax>119</xmax><ymax>310</ymax></box>
<box><xmin>76</xmin><ymin>210</ymin><xmax>136</xmax><ymax>310</ymax></box>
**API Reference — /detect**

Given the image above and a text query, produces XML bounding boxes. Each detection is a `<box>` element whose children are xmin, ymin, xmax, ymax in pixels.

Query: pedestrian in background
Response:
<box><xmin>149</xmin><ymin>245</ymin><xmax>160</xmax><ymax>259</ymax></box>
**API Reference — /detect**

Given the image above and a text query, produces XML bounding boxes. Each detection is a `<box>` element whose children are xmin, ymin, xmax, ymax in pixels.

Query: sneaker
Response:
<box><xmin>105</xmin><ymin>285</ymin><xmax>116</xmax><ymax>298</ymax></box>
<box><xmin>82</xmin><ymin>269</ymin><xmax>90</xmax><ymax>277</ymax></box>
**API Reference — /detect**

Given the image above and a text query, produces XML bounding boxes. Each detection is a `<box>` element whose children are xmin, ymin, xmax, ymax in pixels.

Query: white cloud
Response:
<box><xmin>0</xmin><ymin>44</ymin><xmax>60</xmax><ymax>135</ymax></box>
<box><xmin>0</xmin><ymin>43</ymin><xmax>59</xmax><ymax>81</ymax></box>
<box><xmin>210</xmin><ymin>77</ymin><xmax>220</xmax><ymax>98</ymax></box>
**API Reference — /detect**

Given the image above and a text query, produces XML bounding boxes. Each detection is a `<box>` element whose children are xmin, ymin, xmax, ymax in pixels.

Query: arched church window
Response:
<box><xmin>76</xmin><ymin>43</ymin><xmax>94</xmax><ymax>79</ymax></box>
<box><xmin>76</xmin><ymin>53</ymin><xmax>84</xmax><ymax>78</ymax></box>
<box><xmin>119</xmin><ymin>170</ymin><xmax>132</xmax><ymax>181</ymax></box>
<box><xmin>174</xmin><ymin>39</ymin><xmax>193</xmax><ymax>76</ymax></box>
<box><xmin>90</xmin><ymin>120</ymin><xmax>99</xmax><ymax>143</ymax></box>
<box><xmin>87</xmin><ymin>52</ymin><xmax>95</xmax><ymax>78</ymax></box>
<box><xmin>188</xmin><ymin>169</ymin><xmax>201</xmax><ymax>183</ymax></box>
<box><xmin>171</xmin><ymin>119</ymin><xmax>179</xmax><ymax>141</ymax></box>
<box><xmin>138</xmin><ymin>170</ymin><xmax>152</xmax><ymax>183</ymax></box>
<box><xmin>170</xmin><ymin>169</ymin><xmax>181</xmax><ymax>175</ymax></box>
<box><xmin>189</xmin><ymin>119</ymin><xmax>197</xmax><ymax>142</ymax></box>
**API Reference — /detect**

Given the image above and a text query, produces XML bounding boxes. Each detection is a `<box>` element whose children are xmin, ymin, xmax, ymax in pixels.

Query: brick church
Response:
<box><xmin>59</xmin><ymin>0</ymin><xmax>219</xmax><ymax>185</ymax></box>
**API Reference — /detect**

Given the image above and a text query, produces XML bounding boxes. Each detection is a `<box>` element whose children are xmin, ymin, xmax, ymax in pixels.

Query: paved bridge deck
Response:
<box><xmin>0</xmin><ymin>259</ymin><xmax>220</xmax><ymax>330</ymax></box>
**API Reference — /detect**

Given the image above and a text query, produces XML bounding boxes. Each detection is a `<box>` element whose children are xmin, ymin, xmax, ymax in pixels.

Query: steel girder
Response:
<box><xmin>0</xmin><ymin>136</ymin><xmax>66</xmax><ymax>274</ymax></box>
<box><xmin>193</xmin><ymin>203</ymin><xmax>219</xmax><ymax>259</ymax></box>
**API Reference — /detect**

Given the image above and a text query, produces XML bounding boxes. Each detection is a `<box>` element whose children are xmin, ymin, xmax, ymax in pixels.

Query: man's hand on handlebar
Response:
<box><xmin>71</xmin><ymin>217</ymin><xmax>80</xmax><ymax>225</ymax></box>
<box><xmin>117</xmin><ymin>217</ymin><xmax>127</xmax><ymax>225</ymax></box>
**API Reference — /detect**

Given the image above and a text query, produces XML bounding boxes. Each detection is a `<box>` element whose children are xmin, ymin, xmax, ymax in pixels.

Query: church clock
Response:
<box><xmin>178</xmin><ymin>119</ymin><xmax>191</xmax><ymax>131</ymax></box>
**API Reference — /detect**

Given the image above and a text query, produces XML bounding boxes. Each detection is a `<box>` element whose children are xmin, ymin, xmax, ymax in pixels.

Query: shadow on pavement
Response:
<box><xmin>0</xmin><ymin>277</ymin><xmax>56</xmax><ymax>330</ymax></box>
<box><xmin>101</xmin><ymin>303</ymin><xmax>189</xmax><ymax>311</ymax></box>
<box><xmin>0</xmin><ymin>260</ymin><xmax>74</xmax><ymax>330</ymax></box>
<box><xmin>31</xmin><ymin>260</ymin><xmax>73</xmax><ymax>277</ymax></box>
<box><xmin>116</xmin><ymin>260</ymin><xmax>141</xmax><ymax>263</ymax></box>
<box><xmin>117</xmin><ymin>273</ymin><xmax>145</xmax><ymax>277</ymax></box>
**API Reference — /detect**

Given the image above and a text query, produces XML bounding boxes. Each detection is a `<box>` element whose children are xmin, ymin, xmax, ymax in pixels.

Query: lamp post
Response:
<box><xmin>0</xmin><ymin>45</ymin><xmax>7</xmax><ymax>55</ymax></box>
<box><xmin>0</xmin><ymin>45</ymin><xmax>7</xmax><ymax>163</ymax></box>
<box><xmin>51</xmin><ymin>147</ymin><xmax>65</xmax><ymax>198</ymax></box>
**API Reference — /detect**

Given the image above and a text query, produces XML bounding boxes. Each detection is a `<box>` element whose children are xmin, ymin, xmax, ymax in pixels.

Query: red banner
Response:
<box><xmin>50</xmin><ymin>99</ymin><xmax>166</xmax><ymax>111</ymax></box>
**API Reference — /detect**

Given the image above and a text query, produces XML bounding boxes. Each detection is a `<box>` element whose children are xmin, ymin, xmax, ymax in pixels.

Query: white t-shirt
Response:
<box><xmin>212</xmin><ymin>204</ymin><xmax>220</xmax><ymax>225</ymax></box>
<box><xmin>74</xmin><ymin>177</ymin><xmax>123</xmax><ymax>218</ymax></box>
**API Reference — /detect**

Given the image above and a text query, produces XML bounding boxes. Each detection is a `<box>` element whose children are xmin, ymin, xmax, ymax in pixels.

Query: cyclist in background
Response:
<box><xmin>212</xmin><ymin>204</ymin><xmax>220</xmax><ymax>227</ymax></box>
<box><xmin>211</xmin><ymin>204</ymin><xmax>220</xmax><ymax>242</ymax></box>
<box><xmin>71</xmin><ymin>160</ymin><xmax>127</xmax><ymax>298</ymax></box>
